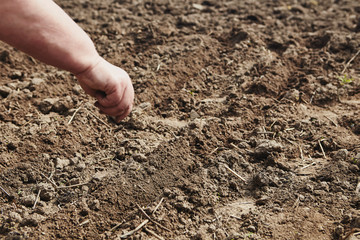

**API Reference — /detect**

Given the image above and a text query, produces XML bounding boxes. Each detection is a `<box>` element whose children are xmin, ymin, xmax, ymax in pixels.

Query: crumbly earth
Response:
<box><xmin>1</xmin><ymin>0</ymin><xmax>360</xmax><ymax>239</ymax></box>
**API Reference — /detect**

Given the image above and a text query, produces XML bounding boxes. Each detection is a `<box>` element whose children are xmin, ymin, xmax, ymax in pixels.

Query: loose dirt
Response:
<box><xmin>1</xmin><ymin>0</ymin><xmax>360</xmax><ymax>239</ymax></box>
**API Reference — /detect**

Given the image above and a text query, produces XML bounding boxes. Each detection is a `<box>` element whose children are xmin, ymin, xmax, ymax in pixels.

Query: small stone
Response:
<box><xmin>333</xmin><ymin>149</ymin><xmax>348</xmax><ymax>161</ymax></box>
<box><xmin>284</xmin><ymin>89</ymin><xmax>300</xmax><ymax>102</ymax></box>
<box><xmin>52</xmin><ymin>96</ymin><xmax>72</xmax><ymax>114</ymax></box>
<box><xmin>208</xmin><ymin>224</ymin><xmax>216</xmax><ymax>233</ymax></box>
<box><xmin>353</xmin><ymin>216</ymin><xmax>360</xmax><ymax>228</ymax></box>
<box><xmin>20</xmin><ymin>195</ymin><xmax>36</xmax><ymax>207</ymax></box>
<box><xmin>0</xmin><ymin>85</ymin><xmax>12</xmax><ymax>98</ymax></box>
<box><xmin>30</xmin><ymin>78</ymin><xmax>45</xmax><ymax>86</ymax></box>
<box><xmin>138</xmin><ymin>102</ymin><xmax>151</xmax><ymax>110</ymax></box>
<box><xmin>0</xmin><ymin>50</ymin><xmax>11</xmax><ymax>63</ymax></box>
<box><xmin>341</xmin><ymin>213</ymin><xmax>352</xmax><ymax>224</ymax></box>
<box><xmin>38</xmin><ymin>98</ymin><xmax>58</xmax><ymax>114</ymax></box>
<box><xmin>174</xmin><ymin>201</ymin><xmax>193</xmax><ymax>212</ymax></box>
<box><xmin>132</xmin><ymin>153</ymin><xmax>147</xmax><ymax>162</ymax></box>
<box><xmin>247</xmin><ymin>225</ymin><xmax>256</xmax><ymax>232</ymax></box>
<box><xmin>254</xmin><ymin>140</ymin><xmax>283</xmax><ymax>157</ymax></box>
<box><xmin>190</xmin><ymin>110</ymin><xmax>200</xmax><ymax>120</ymax></box>
<box><xmin>253</xmin><ymin>172</ymin><xmax>270</xmax><ymax>187</ymax></box>
<box><xmin>192</xmin><ymin>3</ymin><xmax>205</xmax><ymax>10</ymax></box>
<box><xmin>21</xmin><ymin>213</ymin><xmax>44</xmax><ymax>227</ymax></box>
<box><xmin>5</xmin><ymin>231</ymin><xmax>23</xmax><ymax>240</ymax></box>
<box><xmin>76</xmin><ymin>162</ymin><xmax>86</xmax><ymax>171</ymax></box>
<box><xmin>8</xmin><ymin>212</ymin><xmax>22</xmax><ymax>223</ymax></box>
<box><xmin>56</xmin><ymin>158</ymin><xmax>71</xmax><ymax>169</ymax></box>
<box><xmin>255</xmin><ymin>197</ymin><xmax>269</xmax><ymax>205</ymax></box>
<box><xmin>319</xmin><ymin>181</ymin><xmax>330</xmax><ymax>192</ymax></box>
<box><xmin>92</xmin><ymin>171</ymin><xmax>108</xmax><ymax>181</ymax></box>
<box><xmin>9</xmin><ymin>71</ymin><xmax>23</xmax><ymax>80</ymax></box>
<box><xmin>334</xmin><ymin>225</ymin><xmax>344</xmax><ymax>237</ymax></box>
<box><xmin>88</xmin><ymin>199</ymin><xmax>101</xmax><ymax>211</ymax></box>
<box><xmin>37</xmin><ymin>183</ymin><xmax>55</xmax><ymax>201</ymax></box>
<box><xmin>72</xmin><ymin>85</ymin><xmax>83</xmax><ymax>95</ymax></box>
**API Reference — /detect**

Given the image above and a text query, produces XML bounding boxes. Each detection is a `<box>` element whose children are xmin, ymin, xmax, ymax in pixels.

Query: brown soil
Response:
<box><xmin>1</xmin><ymin>0</ymin><xmax>360</xmax><ymax>239</ymax></box>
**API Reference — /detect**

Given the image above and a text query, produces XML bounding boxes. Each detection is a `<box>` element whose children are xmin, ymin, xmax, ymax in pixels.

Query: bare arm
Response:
<box><xmin>0</xmin><ymin>0</ymin><xmax>134</xmax><ymax>122</ymax></box>
<box><xmin>0</xmin><ymin>0</ymin><xmax>98</xmax><ymax>74</ymax></box>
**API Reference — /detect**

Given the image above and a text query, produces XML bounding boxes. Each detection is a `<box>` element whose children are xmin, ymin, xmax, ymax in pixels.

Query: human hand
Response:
<box><xmin>75</xmin><ymin>57</ymin><xmax>134</xmax><ymax>123</ymax></box>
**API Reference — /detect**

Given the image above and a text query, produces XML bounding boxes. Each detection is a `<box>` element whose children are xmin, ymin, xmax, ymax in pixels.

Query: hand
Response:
<box><xmin>76</xmin><ymin>57</ymin><xmax>134</xmax><ymax>123</ymax></box>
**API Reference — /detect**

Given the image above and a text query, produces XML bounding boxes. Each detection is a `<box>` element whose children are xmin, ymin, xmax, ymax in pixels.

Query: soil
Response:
<box><xmin>1</xmin><ymin>0</ymin><xmax>360</xmax><ymax>239</ymax></box>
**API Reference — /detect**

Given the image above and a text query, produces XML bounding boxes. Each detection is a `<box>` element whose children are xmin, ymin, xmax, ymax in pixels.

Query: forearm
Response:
<box><xmin>0</xmin><ymin>0</ymin><xmax>99</xmax><ymax>74</ymax></box>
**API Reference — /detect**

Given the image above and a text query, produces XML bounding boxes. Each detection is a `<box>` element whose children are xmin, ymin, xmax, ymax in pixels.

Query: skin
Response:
<box><xmin>0</xmin><ymin>0</ymin><xmax>134</xmax><ymax>122</ymax></box>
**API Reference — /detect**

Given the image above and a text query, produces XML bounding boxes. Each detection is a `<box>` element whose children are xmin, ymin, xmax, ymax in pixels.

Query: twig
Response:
<box><xmin>68</xmin><ymin>103</ymin><xmax>83</xmax><ymax>125</ymax></box>
<box><xmin>230</xmin><ymin>143</ymin><xmax>240</xmax><ymax>151</ymax></box>
<box><xmin>318</xmin><ymin>140</ymin><xmax>326</xmax><ymax>158</ymax></box>
<box><xmin>309</xmin><ymin>90</ymin><xmax>316</xmax><ymax>104</ymax></box>
<box><xmin>86</xmin><ymin>109</ymin><xmax>112</xmax><ymax>130</ymax></box>
<box><xmin>79</xmin><ymin>219</ymin><xmax>90</xmax><ymax>226</ymax></box>
<box><xmin>119</xmin><ymin>219</ymin><xmax>149</xmax><ymax>239</ymax></box>
<box><xmin>300</xmin><ymin>162</ymin><xmax>316</xmax><ymax>170</ymax></box>
<box><xmin>224</xmin><ymin>165</ymin><xmax>247</xmax><ymax>183</ymax></box>
<box><xmin>33</xmin><ymin>190</ymin><xmax>41</xmax><ymax>209</ymax></box>
<box><xmin>0</xmin><ymin>186</ymin><xmax>10</xmax><ymax>197</ymax></box>
<box><xmin>32</xmin><ymin>168</ymin><xmax>58</xmax><ymax>189</ymax></box>
<box><xmin>341</xmin><ymin>49</ymin><xmax>360</xmax><ymax>75</ymax></box>
<box><xmin>57</xmin><ymin>182</ymin><xmax>89</xmax><ymax>189</ymax></box>
<box><xmin>152</xmin><ymin>198</ymin><xmax>164</xmax><ymax>215</ymax></box>
<box><xmin>292</xmin><ymin>196</ymin><xmax>300</xmax><ymax>209</ymax></box>
<box><xmin>230</xmin><ymin>215</ymin><xmax>242</xmax><ymax>220</ymax></box>
<box><xmin>110</xmin><ymin>221</ymin><xmax>125</xmax><ymax>232</ymax></box>
<box><xmin>299</xmin><ymin>145</ymin><xmax>304</xmax><ymax>161</ymax></box>
<box><xmin>325</xmin><ymin>116</ymin><xmax>338</xmax><ymax>127</ymax></box>
<box><xmin>144</xmin><ymin>227</ymin><xmax>165</xmax><ymax>240</ymax></box>
<box><xmin>269</xmin><ymin>120</ymin><xmax>277</xmax><ymax>129</ymax></box>
<box><xmin>209</xmin><ymin>147</ymin><xmax>219</xmax><ymax>155</ymax></box>
<box><xmin>136</xmin><ymin>203</ymin><xmax>171</xmax><ymax>232</ymax></box>
<box><xmin>257</xmin><ymin>131</ymin><xmax>275</xmax><ymax>135</ymax></box>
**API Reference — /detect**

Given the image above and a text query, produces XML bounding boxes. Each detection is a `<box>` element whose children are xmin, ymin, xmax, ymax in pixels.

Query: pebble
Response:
<box><xmin>55</xmin><ymin>158</ymin><xmax>71</xmax><ymax>169</ymax></box>
<box><xmin>5</xmin><ymin>231</ymin><xmax>23</xmax><ymax>240</ymax></box>
<box><xmin>284</xmin><ymin>89</ymin><xmax>300</xmax><ymax>102</ymax></box>
<box><xmin>8</xmin><ymin>212</ymin><xmax>23</xmax><ymax>223</ymax></box>
<box><xmin>38</xmin><ymin>98</ymin><xmax>58</xmax><ymax>114</ymax></box>
<box><xmin>72</xmin><ymin>85</ymin><xmax>83</xmax><ymax>95</ymax></box>
<box><xmin>247</xmin><ymin>225</ymin><xmax>257</xmax><ymax>232</ymax></box>
<box><xmin>30</xmin><ymin>78</ymin><xmax>45</xmax><ymax>86</ymax></box>
<box><xmin>334</xmin><ymin>225</ymin><xmax>344</xmax><ymax>237</ymax></box>
<box><xmin>254</xmin><ymin>140</ymin><xmax>283</xmax><ymax>157</ymax></box>
<box><xmin>353</xmin><ymin>216</ymin><xmax>360</xmax><ymax>228</ymax></box>
<box><xmin>88</xmin><ymin>199</ymin><xmax>101</xmax><ymax>211</ymax></box>
<box><xmin>20</xmin><ymin>195</ymin><xmax>36</xmax><ymax>207</ymax></box>
<box><xmin>190</xmin><ymin>109</ymin><xmax>200</xmax><ymax>120</ymax></box>
<box><xmin>0</xmin><ymin>85</ymin><xmax>12</xmax><ymax>98</ymax></box>
<box><xmin>332</xmin><ymin>149</ymin><xmax>348</xmax><ymax>161</ymax></box>
<box><xmin>132</xmin><ymin>153</ymin><xmax>147</xmax><ymax>163</ymax></box>
<box><xmin>21</xmin><ymin>213</ymin><xmax>44</xmax><ymax>227</ymax></box>
<box><xmin>92</xmin><ymin>171</ymin><xmax>108</xmax><ymax>181</ymax></box>
<box><xmin>9</xmin><ymin>71</ymin><xmax>23</xmax><ymax>79</ymax></box>
<box><xmin>37</xmin><ymin>183</ymin><xmax>55</xmax><ymax>201</ymax></box>
<box><xmin>76</xmin><ymin>162</ymin><xmax>86</xmax><ymax>171</ymax></box>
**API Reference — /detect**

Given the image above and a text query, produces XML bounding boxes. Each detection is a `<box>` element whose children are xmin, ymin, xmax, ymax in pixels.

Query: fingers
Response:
<box><xmin>114</xmin><ymin>104</ymin><xmax>133</xmax><ymax>123</ymax></box>
<box><xmin>95</xmin><ymin>89</ymin><xmax>122</xmax><ymax>108</ymax></box>
<box><xmin>76</xmin><ymin>58</ymin><xmax>134</xmax><ymax>122</ymax></box>
<box><xmin>95</xmin><ymin>101</ymin><xmax>129</xmax><ymax>117</ymax></box>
